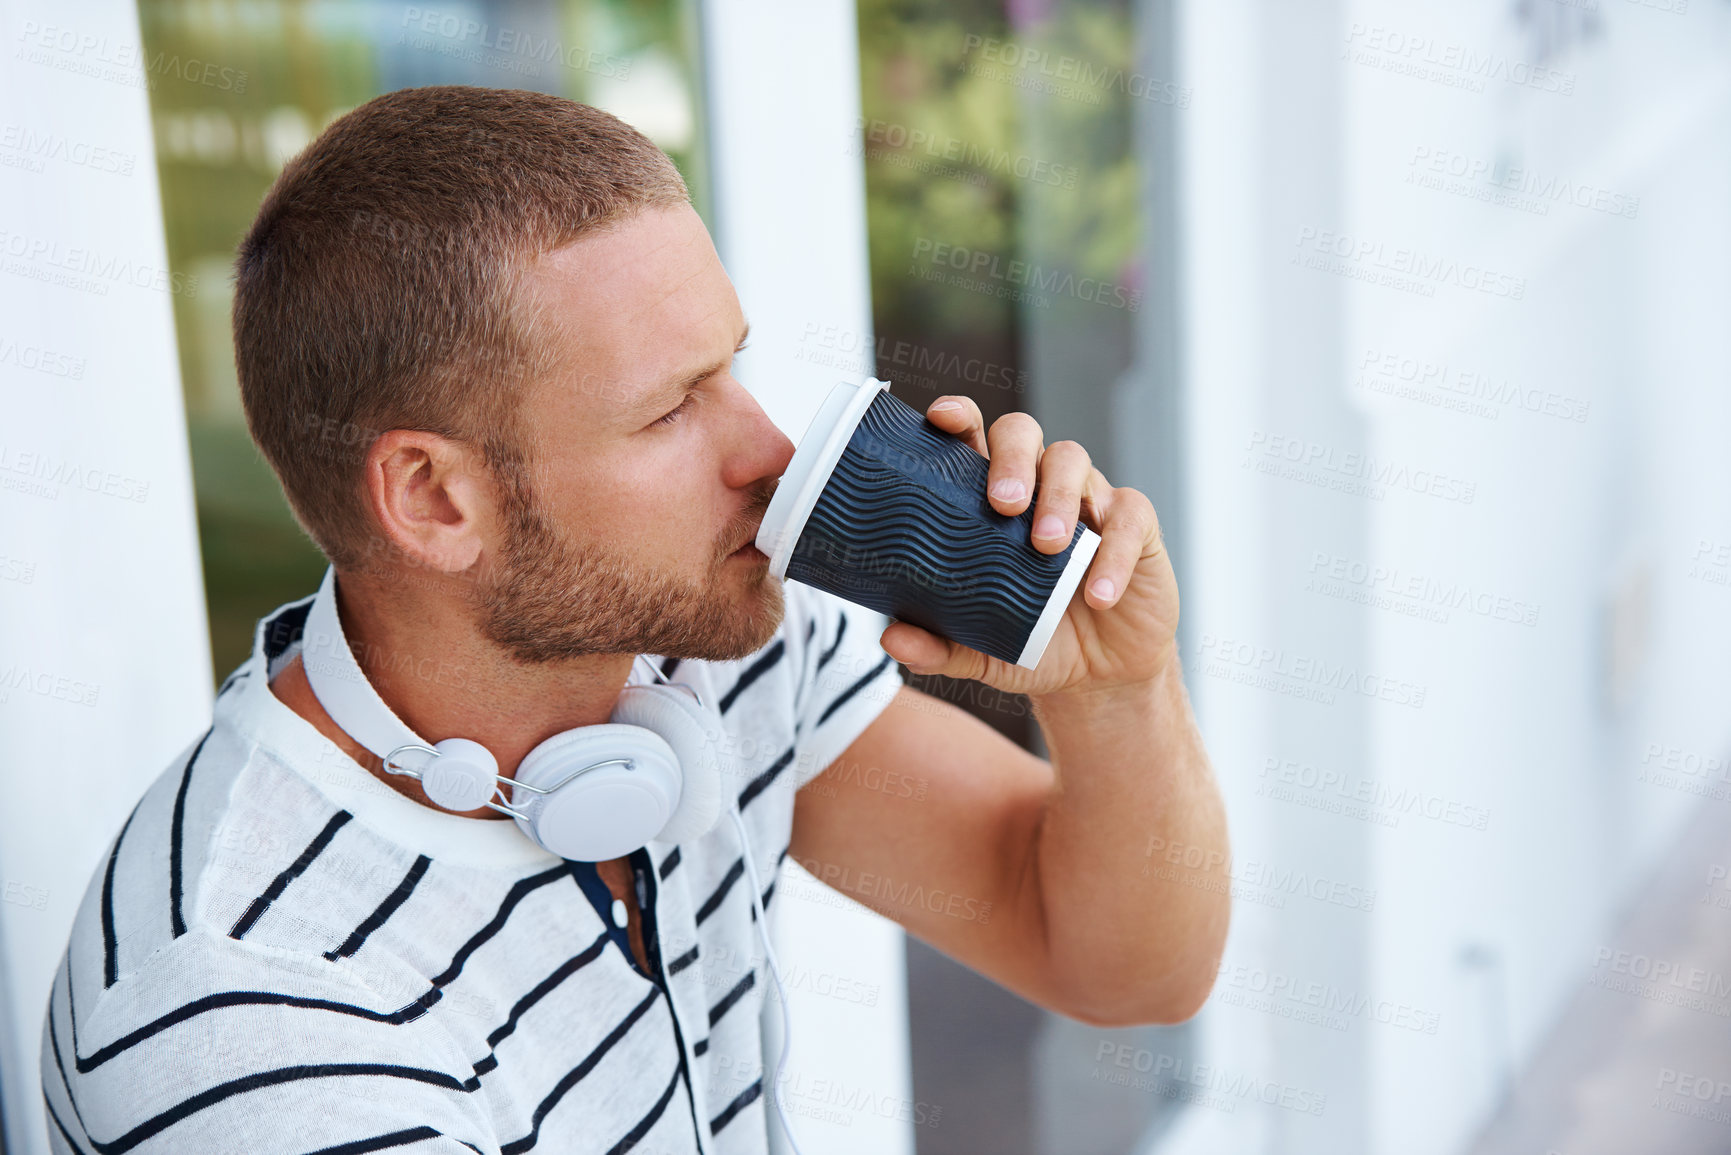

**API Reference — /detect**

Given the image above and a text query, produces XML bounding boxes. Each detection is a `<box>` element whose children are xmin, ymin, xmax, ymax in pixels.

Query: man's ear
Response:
<box><xmin>361</xmin><ymin>429</ymin><xmax>494</xmax><ymax>575</ymax></box>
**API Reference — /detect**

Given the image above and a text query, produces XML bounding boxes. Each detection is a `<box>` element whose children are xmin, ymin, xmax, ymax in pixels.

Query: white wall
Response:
<box><xmin>1161</xmin><ymin>2</ymin><xmax>1731</xmax><ymax>1153</ymax></box>
<box><xmin>700</xmin><ymin>4</ymin><xmax>917</xmax><ymax>1154</ymax></box>
<box><xmin>0</xmin><ymin>1</ymin><xmax>213</xmax><ymax>1151</ymax></box>
<box><xmin>1351</xmin><ymin>7</ymin><xmax>1731</xmax><ymax>1150</ymax></box>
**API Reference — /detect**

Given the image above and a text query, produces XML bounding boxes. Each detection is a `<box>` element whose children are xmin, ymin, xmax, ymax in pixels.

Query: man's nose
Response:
<box><xmin>726</xmin><ymin>376</ymin><xmax>796</xmax><ymax>484</ymax></box>
<box><xmin>765</xmin><ymin>421</ymin><xmax>795</xmax><ymax>478</ymax></box>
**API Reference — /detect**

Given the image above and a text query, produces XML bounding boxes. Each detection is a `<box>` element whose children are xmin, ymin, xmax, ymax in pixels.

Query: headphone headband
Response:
<box><xmin>296</xmin><ymin>565</ymin><xmax>721</xmax><ymax>857</ymax></box>
<box><xmin>300</xmin><ymin>566</ymin><xmax>431</xmax><ymax>767</ymax></box>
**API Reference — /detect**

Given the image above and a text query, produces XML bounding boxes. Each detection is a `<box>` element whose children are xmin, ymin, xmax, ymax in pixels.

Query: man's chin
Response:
<box><xmin>645</xmin><ymin>567</ymin><xmax>781</xmax><ymax>664</ymax></box>
<box><xmin>711</xmin><ymin>574</ymin><xmax>786</xmax><ymax>660</ymax></box>
<box><xmin>476</xmin><ymin>547</ymin><xmax>787</xmax><ymax>665</ymax></box>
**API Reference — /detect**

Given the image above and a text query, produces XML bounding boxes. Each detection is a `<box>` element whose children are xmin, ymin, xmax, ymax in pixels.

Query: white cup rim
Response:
<box><xmin>757</xmin><ymin>377</ymin><xmax>891</xmax><ymax>579</ymax></box>
<box><xmin>1015</xmin><ymin>526</ymin><xmax>1101</xmax><ymax>670</ymax></box>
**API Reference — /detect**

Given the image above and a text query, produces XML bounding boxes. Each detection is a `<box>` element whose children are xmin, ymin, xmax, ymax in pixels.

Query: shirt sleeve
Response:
<box><xmin>789</xmin><ymin>584</ymin><xmax>906</xmax><ymax>791</ymax></box>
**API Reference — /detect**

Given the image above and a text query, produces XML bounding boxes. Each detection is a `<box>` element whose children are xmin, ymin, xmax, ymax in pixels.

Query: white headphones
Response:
<box><xmin>297</xmin><ymin>565</ymin><xmax>725</xmax><ymax>861</ymax></box>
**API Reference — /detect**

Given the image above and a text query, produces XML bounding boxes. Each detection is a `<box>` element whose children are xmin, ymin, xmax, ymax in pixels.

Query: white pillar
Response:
<box><xmin>0</xmin><ymin>2</ymin><xmax>214</xmax><ymax>1151</ymax></box>
<box><xmin>699</xmin><ymin>4</ymin><xmax>916</xmax><ymax>1154</ymax></box>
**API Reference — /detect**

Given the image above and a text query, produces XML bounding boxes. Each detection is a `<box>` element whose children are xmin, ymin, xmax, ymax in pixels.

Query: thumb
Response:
<box><xmin>879</xmin><ymin>621</ymin><xmax>954</xmax><ymax>676</ymax></box>
<box><xmin>881</xmin><ymin>621</ymin><xmax>995</xmax><ymax>683</ymax></box>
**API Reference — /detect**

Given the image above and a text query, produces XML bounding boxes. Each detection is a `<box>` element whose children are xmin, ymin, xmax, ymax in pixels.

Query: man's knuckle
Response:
<box><xmin>1040</xmin><ymin>484</ymin><xmax>1081</xmax><ymax>508</ymax></box>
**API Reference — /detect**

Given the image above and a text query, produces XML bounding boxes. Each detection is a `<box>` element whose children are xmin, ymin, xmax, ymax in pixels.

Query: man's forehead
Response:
<box><xmin>526</xmin><ymin>207</ymin><xmax>719</xmax><ymax>324</ymax></box>
<box><xmin>519</xmin><ymin>209</ymin><xmax>743</xmax><ymax>418</ymax></box>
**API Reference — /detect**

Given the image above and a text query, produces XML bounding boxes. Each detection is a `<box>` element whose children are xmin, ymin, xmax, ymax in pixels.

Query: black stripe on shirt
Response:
<box><xmin>736</xmin><ymin>743</ymin><xmax>796</xmax><ymax>812</ymax></box>
<box><xmin>664</xmin><ymin>944</ymin><xmax>699</xmax><ymax>976</ymax></box>
<box><xmin>708</xmin><ymin>970</ymin><xmax>756</xmax><ymax>1029</ymax></box>
<box><xmin>169</xmin><ymin>727</ymin><xmax>215</xmax><ymax>939</ymax></box>
<box><xmin>323</xmin><ymin>855</ymin><xmax>432</xmax><ymax>961</ymax></box>
<box><xmin>602</xmin><ymin>1065</ymin><xmax>682</xmax><ymax>1155</ymax></box>
<box><xmin>48</xmin><ymin>973</ymin><xmax>92</xmax><ymax>1137</ymax></box>
<box><xmin>500</xmin><ymin>988</ymin><xmax>662</xmax><ymax>1154</ymax></box>
<box><xmin>817</xmin><ymin>613</ymin><xmax>848</xmax><ymax>671</ymax></box>
<box><xmin>749</xmin><ymin>878</ymin><xmax>777</xmax><ymax>923</ymax></box>
<box><xmin>69</xmin><ymin>866</ymin><xmax>578</xmax><ymax>1071</ymax></box>
<box><xmin>659</xmin><ymin>655</ymin><xmax>680</xmax><ymax>681</ymax></box>
<box><xmin>695</xmin><ymin>858</ymin><xmax>744</xmax><ymax>925</ymax></box>
<box><xmin>303</xmin><ymin>1127</ymin><xmax>483</xmax><ymax>1155</ymax></box>
<box><xmin>749</xmin><ymin>845</ymin><xmax>791</xmax><ymax>923</ymax></box>
<box><xmin>692</xmin><ymin>1037</ymin><xmax>709</xmax><ymax>1057</ymax></box>
<box><xmin>425</xmin><ymin>864</ymin><xmax>573</xmax><ymax>995</ymax></box>
<box><xmin>470</xmin><ymin>931</ymin><xmax>610</xmax><ymax>1080</ymax></box>
<box><xmin>229</xmin><ymin>811</ymin><xmax>353</xmax><ymax>941</ymax></box>
<box><xmin>101</xmin><ymin>806</ymin><xmax>141</xmax><ymax>988</ymax></box>
<box><xmin>796</xmin><ymin>616</ymin><xmax>819</xmax><ymax>714</ymax></box>
<box><xmin>88</xmin><ymin>1062</ymin><xmax>472</xmax><ymax>1155</ymax></box>
<box><xmin>817</xmin><ymin>653</ymin><xmax>895</xmax><ymax>727</ymax></box>
<box><xmin>657</xmin><ymin>846</ymin><xmax>681</xmax><ymax>880</ymax></box>
<box><xmin>66</xmin><ymin>956</ymin><xmax>633</xmax><ymax>1155</ymax></box>
<box><xmin>710</xmin><ymin>1077</ymin><xmax>763</xmax><ymax>1135</ymax></box>
<box><xmin>72</xmin><ymin>959</ymin><xmax>620</xmax><ymax>1093</ymax></box>
<box><xmin>718</xmin><ymin>640</ymin><xmax>784</xmax><ymax>715</ymax></box>
<box><xmin>215</xmin><ymin>666</ymin><xmax>251</xmax><ymax>698</ymax></box>
<box><xmin>71</xmin><ymin>981</ymin><xmax>412</xmax><ymax>1074</ymax></box>
<box><xmin>43</xmin><ymin>1089</ymin><xmax>92</xmax><ymax>1155</ymax></box>
<box><xmin>264</xmin><ymin>600</ymin><xmax>313</xmax><ymax>664</ymax></box>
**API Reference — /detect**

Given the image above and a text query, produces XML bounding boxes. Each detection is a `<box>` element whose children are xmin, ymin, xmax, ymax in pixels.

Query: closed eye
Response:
<box><xmin>648</xmin><ymin>333</ymin><xmax>746</xmax><ymax>430</ymax></box>
<box><xmin>653</xmin><ymin>392</ymin><xmax>696</xmax><ymax>427</ymax></box>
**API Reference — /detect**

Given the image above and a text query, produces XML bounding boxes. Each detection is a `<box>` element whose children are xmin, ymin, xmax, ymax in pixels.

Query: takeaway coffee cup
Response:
<box><xmin>756</xmin><ymin>377</ymin><xmax>1102</xmax><ymax>671</ymax></box>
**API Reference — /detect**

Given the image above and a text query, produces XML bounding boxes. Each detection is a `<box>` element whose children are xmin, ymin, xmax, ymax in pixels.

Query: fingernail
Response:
<box><xmin>991</xmin><ymin>478</ymin><xmax>1026</xmax><ymax>503</ymax></box>
<box><xmin>1034</xmin><ymin>515</ymin><xmax>1065</xmax><ymax>539</ymax></box>
<box><xmin>1090</xmin><ymin>578</ymin><xmax>1115</xmax><ymax>601</ymax></box>
<box><xmin>931</xmin><ymin>400</ymin><xmax>964</xmax><ymax>412</ymax></box>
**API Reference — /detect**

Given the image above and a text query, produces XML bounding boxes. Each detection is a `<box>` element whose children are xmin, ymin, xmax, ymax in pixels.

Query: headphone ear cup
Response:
<box><xmin>611</xmin><ymin>684</ymin><xmax>724</xmax><ymax>846</ymax></box>
<box><xmin>511</xmin><ymin>724</ymin><xmax>682</xmax><ymax>861</ymax></box>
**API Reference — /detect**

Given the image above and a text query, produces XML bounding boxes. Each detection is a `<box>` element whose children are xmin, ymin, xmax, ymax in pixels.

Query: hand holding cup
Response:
<box><xmin>879</xmin><ymin>394</ymin><xmax>1180</xmax><ymax>699</ymax></box>
<box><xmin>756</xmin><ymin>379</ymin><xmax>1179</xmax><ymax>700</ymax></box>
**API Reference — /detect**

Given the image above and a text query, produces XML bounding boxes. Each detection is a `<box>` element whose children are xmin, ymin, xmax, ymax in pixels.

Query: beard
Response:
<box><xmin>473</xmin><ymin>473</ymin><xmax>784</xmax><ymax>666</ymax></box>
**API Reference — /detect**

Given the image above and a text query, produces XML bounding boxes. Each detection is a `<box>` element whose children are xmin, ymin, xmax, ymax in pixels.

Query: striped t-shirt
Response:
<box><xmin>40</xmin><ymin>579</ymin><xmax>904</xmax><ymax>1155</ymax></box>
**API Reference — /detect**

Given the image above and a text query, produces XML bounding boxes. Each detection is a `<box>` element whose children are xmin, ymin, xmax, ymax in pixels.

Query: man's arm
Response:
<box><xmin>790</xmin><ymin>657</ymin><xmax>1225</xmax><ymax>1027</ymax></box>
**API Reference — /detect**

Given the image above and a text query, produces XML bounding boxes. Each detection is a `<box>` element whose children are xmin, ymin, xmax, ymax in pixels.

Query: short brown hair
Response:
<box><xmin>233</xmin><ymin>85</ymin><xmax>690</xmax><ymax>569</ymax></box>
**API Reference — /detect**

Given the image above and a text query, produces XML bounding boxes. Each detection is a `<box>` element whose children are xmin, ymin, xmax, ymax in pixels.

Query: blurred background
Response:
<box><xmin>4</xmin><ymin>0</ymin><xmax>1731</xmax><ymax>1153</ymax></box>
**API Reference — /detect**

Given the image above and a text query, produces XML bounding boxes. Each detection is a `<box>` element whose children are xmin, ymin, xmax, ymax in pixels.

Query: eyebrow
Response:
<box><xmin>631</xmin><ymin>321</ymin><xmax>751</xmax><ymax>419</ymax></box>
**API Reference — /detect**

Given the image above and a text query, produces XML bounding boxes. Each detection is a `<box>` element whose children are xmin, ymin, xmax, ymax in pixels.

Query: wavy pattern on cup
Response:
<box><xmin>787</xmin><ymin>391</ymin><xmax>1087</xmax><ymax>665</ymax></box>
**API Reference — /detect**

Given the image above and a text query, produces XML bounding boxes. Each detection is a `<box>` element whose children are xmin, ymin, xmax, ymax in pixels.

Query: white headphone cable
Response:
<box><xmin>633</xmin><ymin>654</ymin><xmax>809</xmax><ymax>1152</ymax></box>
<box><xmin>727</xmin><ymin>805</ymin><xmax>809</xmax><ymax>1155</ymax></box>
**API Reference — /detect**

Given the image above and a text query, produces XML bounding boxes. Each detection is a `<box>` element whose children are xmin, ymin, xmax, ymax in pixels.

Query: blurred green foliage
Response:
<box><xmin>858</xmin><ymin>0</ymin><xmax>1018</xmax><ymax>340</ymax></box>
<box><xmin>856</xmin><ymin>0</ymin><xmax>1140</xmax><ymax>457</ymax></box>
<box><xmin>858</xmin><ymin>0</ymin><xmax>1138</xmax><ymax>341</ymax></box>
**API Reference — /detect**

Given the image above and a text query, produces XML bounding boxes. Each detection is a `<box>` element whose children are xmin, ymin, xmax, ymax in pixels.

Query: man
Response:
<box><xmin>41</xmin><ymin>87</ymin><xmax>1227</xmax><ymax>1154</ymax></box>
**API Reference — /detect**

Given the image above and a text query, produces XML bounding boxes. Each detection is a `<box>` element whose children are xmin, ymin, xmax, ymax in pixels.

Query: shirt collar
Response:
<box><xmin>218</xmin><ymin>593</ymin><xmax>565</xmax><ymax>872</ymax></box>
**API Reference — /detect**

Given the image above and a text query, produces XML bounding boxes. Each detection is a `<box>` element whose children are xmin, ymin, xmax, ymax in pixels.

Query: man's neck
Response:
<box><xmin>273</xmin><ymin>572</ymin><xmax>638</xmax><ymax>819</ymax></box>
